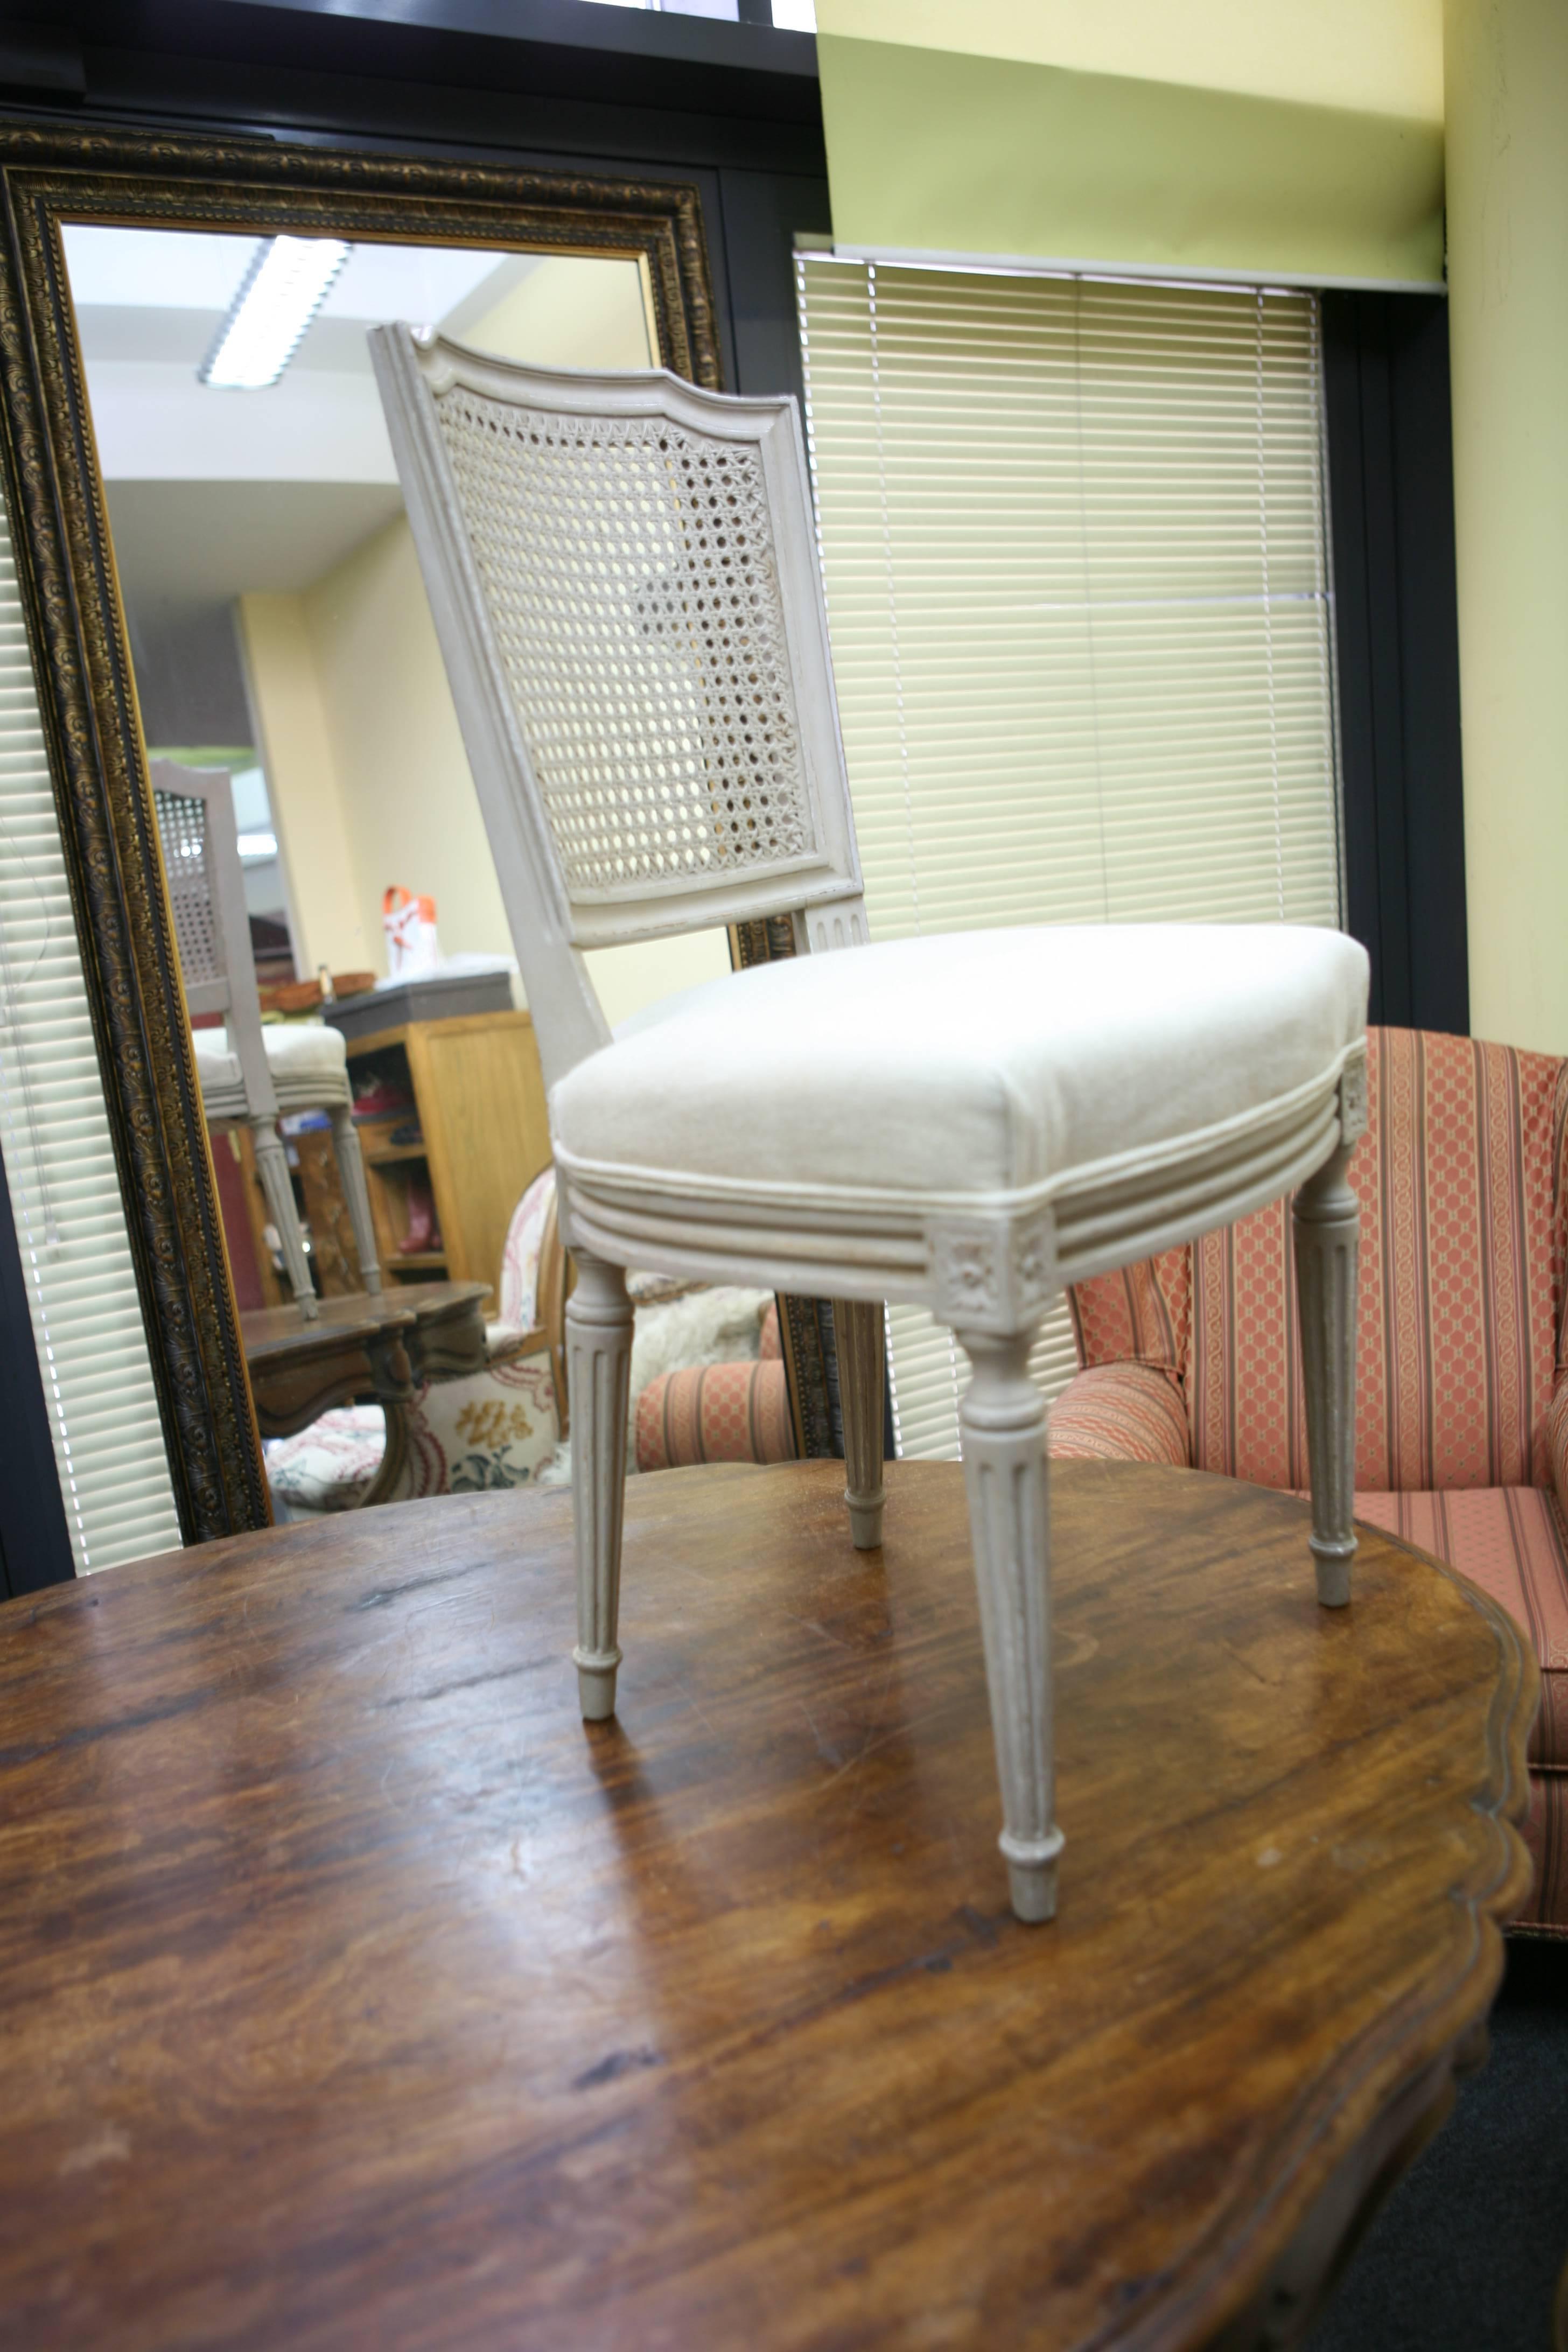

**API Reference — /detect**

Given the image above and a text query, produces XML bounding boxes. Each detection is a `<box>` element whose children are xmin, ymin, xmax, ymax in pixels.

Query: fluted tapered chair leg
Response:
<box><xmin>251</xmin><ymin>1118</ymin><xmax>317</xmax><ymax>1319</ymax></box>
<box><xmin>1293</xmin><ymin>1139</ymin><xmax>1362</xmax><ymax>1608</ymax></box>
<box><xmin>329</xmin><ymin>1106</ymin><xmax>383</xmax><ymax>1293</ymax></box>
<box><xmin>956</xmin><ymin>1324</ymin><xmax>1062</xmax><ymax>1924</ymax></box>
<box><xmin>834</xmin><ymin>1298</ymin><xmax>886</xmax><ymax>1548</ymax></box>
<box><xmin>568</xmin><ymin>1249</ymin><xmax>634</xmax><ymax>1721</ymax></box>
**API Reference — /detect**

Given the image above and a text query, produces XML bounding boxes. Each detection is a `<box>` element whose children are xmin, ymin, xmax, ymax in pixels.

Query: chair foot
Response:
<box><xmin>845</xmin><ymin>1486</ymin><xmax>885</xmax><ymax>1550</ymax></box>
<box><xmin>574</xmin><ymin>1648</ymin><xmax>621</xmax><ymax>1722</ymax></box>
<box><xmin>1003</xmin><ymin>1829</ymin><xmax>1065</xmax><ymax>1925</ymax></box>
<box><xmin>1312</xmin><ymin>1536</ymin><xmax>1356</xmax><ymax>1610</ymax></box>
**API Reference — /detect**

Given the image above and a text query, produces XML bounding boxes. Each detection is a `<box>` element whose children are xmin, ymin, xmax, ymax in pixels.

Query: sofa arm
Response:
<box><xmin>1048</xmin><ymin>1362</ymin><xmax>1191</xmax><ymax>1467</ymax></box>
<box><xmin>636</xmin><ymin>1359</ymin><xmax>796</xmax><ymax>1471</ymax></box>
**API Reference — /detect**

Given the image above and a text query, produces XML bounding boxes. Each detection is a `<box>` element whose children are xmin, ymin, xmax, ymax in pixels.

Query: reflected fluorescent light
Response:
<box><xmin>199</xmin><ymin>237</ymin><xmax>351</xmax><ymax>389</ymax></box>
<box><xmin>237</xmin><ymin>831</ymin><xmax>278</xmax><ymax>861</ymax></box>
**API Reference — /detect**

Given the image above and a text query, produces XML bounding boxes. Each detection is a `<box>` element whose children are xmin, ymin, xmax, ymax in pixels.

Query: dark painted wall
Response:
<box><xmin>1324</xmin><ymin>291</ymin><xmax>1468</xmax><ymax>1036</ymax></box>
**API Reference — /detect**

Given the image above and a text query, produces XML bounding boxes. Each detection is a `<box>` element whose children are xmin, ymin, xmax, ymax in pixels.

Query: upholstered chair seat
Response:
<box><xmin>193</xmin><ymin>1019</ymin><xmax>353</xmax><ymax>1120</ymax></box>
<box><xmin>555</xmin><ymin>924</ymin><xmax>1367</xmax><ymax>1279</ymax></box>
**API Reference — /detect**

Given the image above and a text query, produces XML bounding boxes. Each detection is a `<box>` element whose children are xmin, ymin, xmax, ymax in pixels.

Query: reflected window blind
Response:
<box><xmin>0</xmin><ymin>500</ymin><xmax>181</xmax><ymax>1571</ymax></box>
<box><xmin>797</xmin><ymin>257</ymin><xmax>1343</xmax><ymax>1459</ymax></box>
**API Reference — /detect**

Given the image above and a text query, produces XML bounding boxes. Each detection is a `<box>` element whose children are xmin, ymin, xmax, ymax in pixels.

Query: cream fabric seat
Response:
<box><xmin>558</xmin><ymin>926</ymin><xmax>1366</xmax><ymax>1255</ymax></box>
<box><xmin>373</xmin><ymin>326</ymin><xmax>1369</xmax><ymax>1928</ymax></box>
<box><xmin>194</xmin><ymin>1020</ymin><xmax>353</xmax><ymax>1122</ymax></box>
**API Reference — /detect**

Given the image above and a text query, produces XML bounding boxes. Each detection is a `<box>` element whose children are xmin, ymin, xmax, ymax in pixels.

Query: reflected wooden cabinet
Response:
<box><xmin>219</xmin><ymin>1010</ymin><xmax>551</xmax><ymax>1312</ymax></box>
<box><xmin>346</xmin><ymin>1010</ymin><xmax>551</xmax><ymax>1300</ymax></box>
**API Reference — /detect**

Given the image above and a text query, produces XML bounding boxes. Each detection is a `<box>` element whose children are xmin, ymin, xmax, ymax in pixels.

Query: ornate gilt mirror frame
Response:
<box><xmin>0</xmin><ymin>121</ymin><xmax>831</xmax><ymax>1545</ymax></box>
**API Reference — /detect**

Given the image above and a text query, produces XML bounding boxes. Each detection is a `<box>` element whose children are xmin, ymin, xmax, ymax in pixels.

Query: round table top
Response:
<box><xmin>0</xmin><ymin>1460</ymin><xmax>1534</xmax><ymax>2351</ymax></box>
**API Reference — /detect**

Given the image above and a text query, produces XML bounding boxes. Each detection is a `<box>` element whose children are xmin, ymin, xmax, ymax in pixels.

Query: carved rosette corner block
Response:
<box><xmin>566</xmin><ymin>1249</ymin><xmax>634</xmax><ymax>1720</ymax></box>
<box><xmin>929</xmin><ymin>1206</ymin><xmax>1057</xmax><ymax>1337</ymax></box>
<box><xmin>1338</xmin><ymin>1044</ymin><xmax>1370</xmax><ymax>1149</ymax></box>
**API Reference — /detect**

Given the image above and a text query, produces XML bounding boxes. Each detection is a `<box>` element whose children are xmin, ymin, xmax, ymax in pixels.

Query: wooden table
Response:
<box><xmin>242</xmin><ymin>1280</ymin><xmax>489</xmax><ymax>1506</ymax></box>
<box><xmin>0</xmin><ymin>1461</ymin><xmax>1534</xmax><ymax>2350</ymax></box>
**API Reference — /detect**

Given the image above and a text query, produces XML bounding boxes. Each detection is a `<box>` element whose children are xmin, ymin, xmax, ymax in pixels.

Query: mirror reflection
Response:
<box><xmin>66</xmin><ymin>225</ymin><xmax>794</xmax><ymax>1523</ymax></box>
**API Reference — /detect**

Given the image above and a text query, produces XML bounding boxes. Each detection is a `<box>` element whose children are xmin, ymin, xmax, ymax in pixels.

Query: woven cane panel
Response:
<box><xmin>153</xmin><ymin>788</ymin><xmax>224</xmax><ymax>987</ymax></box>
<box><xmin>433</xmin><ymin>388</ymin><xmax>817</xmax><ymax>900</ymax></box>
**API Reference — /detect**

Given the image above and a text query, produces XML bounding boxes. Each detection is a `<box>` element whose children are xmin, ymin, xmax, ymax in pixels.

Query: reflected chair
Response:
<box><xmin>372</xmin><ymin>326</ymin><xmax>1368</xmax><ymax>1922</ymax></box>
<box><xmin>151</xmin><ymin>760</ymin><xmax>381</xmax><ymax>1321</ymax></box>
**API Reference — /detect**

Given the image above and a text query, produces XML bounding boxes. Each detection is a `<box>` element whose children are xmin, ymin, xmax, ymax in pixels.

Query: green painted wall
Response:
<box><xmin>1446</xmin><ymin>0</ymin><xmax>1568</xmax><ymax>1052</ymax></box>
<box><xmin>817</xmin><ymin>36</ymin><xmax>1445</xmax><ymax>285</ymax></box>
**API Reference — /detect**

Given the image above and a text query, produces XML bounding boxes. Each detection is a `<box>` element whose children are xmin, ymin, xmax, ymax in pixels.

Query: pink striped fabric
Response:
<box><xmin>1048</xmin><ymin>1363</ymin><xmax>1189</xmax><ymax>1467</ymax></box>
<box><xmin>1060</xmin><ymin>1027</ymin><xmax>1568</xmax><ymax>1933</ymax></box>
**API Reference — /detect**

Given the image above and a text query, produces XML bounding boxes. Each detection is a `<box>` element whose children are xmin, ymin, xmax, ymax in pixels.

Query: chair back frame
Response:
<box><xmin>369</xmin><ymin>326</ymin><xmax>867</xmax><ymax>1093</ymax></box>
<box><xmin>150</xmin><ymin>759</ymin><xmax>277</xmax><ymax>1123</ymax></box>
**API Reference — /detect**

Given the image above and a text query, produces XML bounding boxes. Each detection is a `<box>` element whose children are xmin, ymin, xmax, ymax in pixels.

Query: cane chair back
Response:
<box><xmin>151</xmin><ymin>760</ymin><xmax>277</xmax><ymax>1121</ymax></box>
<box><xmin>369</xmin><ymin>327</ymin><xmax>867</xmax><ymax>1089</ymax></box>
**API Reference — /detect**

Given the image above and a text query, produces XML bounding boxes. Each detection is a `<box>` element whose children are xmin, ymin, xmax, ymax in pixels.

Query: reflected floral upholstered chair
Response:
<box><xmin>1052</xmin><ymin>1025</ymin><xmax>1568</xmax><ymax>1933</ymax></box>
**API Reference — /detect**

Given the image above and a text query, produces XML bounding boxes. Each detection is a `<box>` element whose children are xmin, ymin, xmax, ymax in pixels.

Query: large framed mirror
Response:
<box><xmin>0</xmin><ymin>121</ymin><xmax>835</xmax><ymax>1555</ymax></box>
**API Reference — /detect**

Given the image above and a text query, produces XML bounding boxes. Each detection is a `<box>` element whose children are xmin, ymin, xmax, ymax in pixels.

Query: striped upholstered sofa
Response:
<box><xmin>1050</xmin><ymin>1026</ymin><xmax>1568</xmax><ymax>1935</ymax></box>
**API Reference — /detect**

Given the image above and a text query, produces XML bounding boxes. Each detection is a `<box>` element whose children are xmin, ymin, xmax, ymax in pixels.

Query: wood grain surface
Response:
<box><xmin>0</xmin><ymin>1461</ymin><xmax>1535</xmax><ymax>2351</ymax></box>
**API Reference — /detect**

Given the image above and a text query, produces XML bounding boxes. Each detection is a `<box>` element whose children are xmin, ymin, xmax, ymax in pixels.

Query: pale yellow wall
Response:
<box><xmin>237</xmin><ymin>592</ymin><xmax>371</xmax><ymax>975</ymax></box>
<box><xmin>817</xmin><ymin>0</ymin><xmax>1443</xmax><ymax>121</ymax></box>
<box><xmin>243</xmin><ymin>493</ymin><xmax>727</xmax><ymax>1021</ymax></box>
<box><xmin>302</xmin><ymin>512</ymin><xmax>513</xmax><ymax>975</ymax></box>
<box><xmin>463</xmin><ymin>255</ymin><xmax>652</xmax><ymax>372</ymax></box>
<box><xmin>1445</xmin><ymin>0</ymin><xmax>1568</xmax><ymax>1052</ymax></box>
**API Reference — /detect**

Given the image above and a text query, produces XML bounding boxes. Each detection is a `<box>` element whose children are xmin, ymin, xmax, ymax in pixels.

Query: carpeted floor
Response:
<box><xmin>1304</xmin><ymin>1939</ymin><xmax>1568</xmax><ymax>2351</ymax></box>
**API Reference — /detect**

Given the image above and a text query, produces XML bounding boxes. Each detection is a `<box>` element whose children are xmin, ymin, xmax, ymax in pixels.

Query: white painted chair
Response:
<box><xmin>151</xmin><ymin>761</ymin><xmax>381</xmax><ymax>1322</ymax></box>
<box><xmin>371</xmin><ymin>328</ymin><xmax>1368</xmax><ymax>1924</ymax></box>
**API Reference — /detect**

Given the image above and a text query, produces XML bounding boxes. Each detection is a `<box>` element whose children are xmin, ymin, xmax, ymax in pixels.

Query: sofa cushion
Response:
<box><xmin>1068</xmin><ymin>1250</ymin><xmax>1191</xmax><ymax>1378</ymax></box>
<box><xmin>1352</xmin><ymin>1484</ymin><xmax>1568</xmax><ymax>1772</ymax></box>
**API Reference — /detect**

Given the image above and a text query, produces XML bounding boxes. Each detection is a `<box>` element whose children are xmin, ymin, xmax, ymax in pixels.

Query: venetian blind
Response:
<box><xmin>0</xmin><ymin>498</ymin><xmax>181</xmax><ymax>1571</ymax></box>
<box><xmin>797</xmin><ymin>257</ymin><xmax>1343</xmax><ymax>1458</ymax></box>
